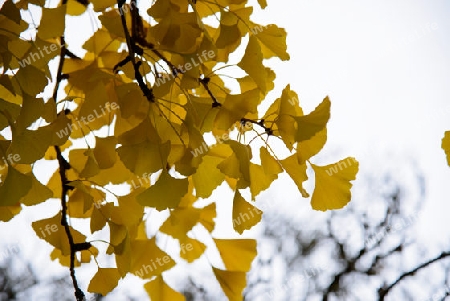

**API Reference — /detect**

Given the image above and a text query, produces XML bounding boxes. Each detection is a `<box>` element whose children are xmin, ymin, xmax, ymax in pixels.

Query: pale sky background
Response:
<box><xmin>1</xmin><ymin>0</ymin><xmax>450</xmax><ymax>300</ymax></box>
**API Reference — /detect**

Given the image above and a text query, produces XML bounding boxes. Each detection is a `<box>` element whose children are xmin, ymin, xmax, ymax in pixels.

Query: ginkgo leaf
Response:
<box><xmin>37</xmin><ymin>5</ymin><xmax>66</xmax><ymax>40</ymax></box>
<box><xmin>256</xmin><ymin>0</ymin><xmax>268</xmax><ymax>9</ymax></box>
<box><xmin>254</xmin><ymin>24</ymin><xmax>290</xmax><ymax>60</ymax></box>
<box><xmin>87</xmin><ymin>268</ymin><xmax>121</xmax><ymax>296</ymax></box>
<box><xmin>94</xmin><ymin>136</ymin><xmax>117</xmax><ymax>169</ymax></box>
<box><xmin>20</xmin><ymin>174</ymin><xmax>52</xmax><ymax>206</ymax></box>
<box><xmin>442</xmin><ymin>131</ymin><xmax>450</xmax><ymax>166</ymax></box>
<box><xmin>15</xmin><ymin>65</ymin><xmax>48</xmax><ymax>96</ymax></box>
<box><xmin>249</xmin><ymin>148</ymin><xmax>282</xmax><ymax>198</ymax></box>
<box><xmin>294</xmin><ymin>96</ymin><xmax>331</xmax><ymax>142</ymax></box>
<box><xmin>0</xmin><ymin>203</ymin><xmax>22</xmax><ymax>221</ymax></box>
<box><xmin>238</xmin><ymin>36</ymin><xmax>267</xmax><ymax>93</ymax></box>
<box><xmin>199</xmin><ymin>203</ymin><xmax>217</xmax><ymax>232</ymax></box>
<box><xmin>137</xmin><ymin>171</ymin><xmax>188</xmax><ymax>210</ymax></box>
<box><xmin>0</xmin><ymin>167</ymin><xmax>32</xmax><ymax>206</ymax></box>
<box><xmin>267</xmin><ymin>85</ymin><xmax>304</xmax><ymax>150</ymax></box>
<box><xmin>0</xmin><ymin>0</ymin><xmax>21</xmax><ymax>24</ymax></box>
<box><xmin>192</xmin><ymin>155</ymin><xmax>224</xmax><ymax>198</ymax></box>
<box><xmin>179</xmin><ymin>237</ymin><xmax>206</xmax><ymax>263</ymax></box>
<box><xmin>144</xmin><ymin>276</ymin><xmax>185</xmax><ymax>301</ymax></box>
<box><xmin>129</xmin><ymin>238</ymin><xmax>176</xmax><ymax>278</ymax></box>
<box><xmin>213</xmin><ymin>268</ymin><xmax>247</xmax><ymax>301</ymax></box>
<box><xmin>9</xmin><ymin>130</ymin><xmax>51</xmax><ymax>164</ymax></box>
<box><xmin>232</xmin><ymin>190</ymin><xmax>262</xmax><ymax>234</ymax></box>
<box><xmin>281</xmin><ymin>154</ymin><xmax>309</xmax><ymax>197</ymax></box>
<box><xmin>297</xmin><ymin>128</ymin><xmax>327</xmax><ymax>163</ymax></box>
<box><xmin>160</xmin><ymin>207</ymin><xmax>200</xmax><ymax>239</ymax></box>
<box><xmin>214</xmin><ymin>239</ymin><xmax>256</xmax><ymax>271</ymax></box>
<box><xmin>216</xmin><ymin>24</ymin><xmax>241</xmax><ymax>49</ymax></box>
<box><xmin>109</xmin><ymin>191</ymin><xmax>144</xmax><ymax>228</ymax></box>
<box><xmin>91</xmin><ymin>205</ymin><xmax>109</xmax><ymax>234</ymax></box>
<box><xmin>310</xmin><ymin>157</ymin><xmax>359</xmax><ymax>211</ymax></box>
<box><xmin>31</xmin><ymin>212</ymin><xmax>88</xmax><ymax>255</ymax></box>
<box><xmin>80</xmin><ymin>148</ymin><xmax>100</xmax><ymax>178</ymax></box>
<box><xmin>214</xmin><ymin>89</ymin><xmax>261</xmax><ymax>132</ymax></box>
<box><xmin>118</xmin><ymin>140</ymin><xmax>171</xmax><ymax>175</ymax></box>
<box><xmin>109</xmin><ymin>221</ymin><xmax>127</xmax><ymax>246</ymax></box>
<box><xmin>67</xmin><ymin>0</ymin><xmax>87</xmax><ymax>16</ymax></box>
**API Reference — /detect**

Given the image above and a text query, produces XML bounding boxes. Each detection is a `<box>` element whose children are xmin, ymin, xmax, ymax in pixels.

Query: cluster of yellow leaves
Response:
<box><xmin>0</xmin><ymin>0</ymin><xmax>358</xmax><ymax>300</ymax></box>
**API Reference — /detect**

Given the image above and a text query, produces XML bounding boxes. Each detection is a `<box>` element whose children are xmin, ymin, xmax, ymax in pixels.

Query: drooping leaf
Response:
<box><xmin>310</xmin><ymin>157</ymin><xmax>359</xmax><ymax>211</ymax></box>
<box><xmin>294</xmin><ymin>96</ymin><xmax>331</xmax><ymax>143</ymax></box>
<box><xmin>87</xmin><ymin>268</ymin><xmax>121</xmax><ymax>296</ymax></box>
<box><xmin>213</xmin><ymin>268</ymin><xmax>247</xmax><ymax>301</ymax></box>
<box><xmin>144</xmin><ymin>276</ymin><xmax>185</xmax><ymax>301</ymax></box>
<box><xmin>137</xmin><ymin>171</ymin><xmax>188</xmax><ymax>210</ymax></box>
<box><xmin>232</xmin><ymin>190</ymin><xmax>262</xmax><ymax>234</ymax></box>
<box><xmin>214</xmin><ymin>239</ymin><xmax>257</xmax><ymax>271</ymax></box>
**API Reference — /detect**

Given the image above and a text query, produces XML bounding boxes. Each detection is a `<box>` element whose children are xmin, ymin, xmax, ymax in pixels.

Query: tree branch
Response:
<box><xmin>378</xmin><ymin>251</ymin><xmax>450</xmax><ymax>300</ymax></box>
<box><xmin>117</xmin><ymin>0</ymin><xmax>154</xmax><ymax>102</ymax></box>
<box><xmin>51</xmin><ymin>3</ymin><xmax>86</xmax><ymax>298</ymax></box>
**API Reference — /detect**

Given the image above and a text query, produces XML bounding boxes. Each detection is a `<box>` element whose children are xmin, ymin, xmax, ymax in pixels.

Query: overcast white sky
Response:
<box><xmin>1</xmin><ymin>0</ymin><xmax>450</xmax><ymax>299</ymax></box>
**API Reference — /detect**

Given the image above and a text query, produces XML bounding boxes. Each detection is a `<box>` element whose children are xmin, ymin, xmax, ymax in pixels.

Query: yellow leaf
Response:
<box><xmin>16</xmin><ymin>94</ymin><xmax>45</xmax><ymax>131</ymax></box>
<box><xmin>94</xmin><ymin>136</ymin><xmax>117</xmax><ymax>169</ymax></box>
<box><xmin>15</xmin><ymin>65</ymin><xmax>48</xmax><ymax>95</ymax></box>
<box><xmin>267</xmin><ymin>85</ymin><xmax>303</xmax><ymax>150</ymax></box>
<box><xmin>199</xmin><ymin>203</ymin><xmax>217</xmax><ymax>232</ymax></box>
<box><xmin>214</xmin><ymin>239</ymin><xmax>256</xmax><ymax>271</ymax></box>
<box><xmin>297</xmin><ymin>128</ymin><xmax>327</xmax><ymax>163</ymax></box>
<box><xmin>192</xmin><ymin>155</ymin><xmax>225</xmax><ymax>198</ymax></box>
<box><xmin>213</xmin><ymin>268</ymin><xmax>247</xmax><ymax>301</ymax></box>
<box><xmin>20</xmin><ymin>174</ymin><xmax>52</xmax><ymax>206</ymax></box>
<box><xmin>310</xmin><ymin>157</ymin><xmax>359</xmax><ymax>211</ymax></box>
<box><xmin>248</xmin><ymin>148</ymin><xmax>282</xmax><ymax>198</ymax></box>
<box><xmin>87</xmin><ymin>268</ymin><xmax>121</xmax><ymax>296</ymax></box>
<box><xmin>294</xmin><ymin>96</ymin><xmax>331</xmax><ymax>142</ymax></box>
<box><xmin>254</xmin><ymin>24</ymin><xmax>290</xmax><ymax>60</ymax></box>
<box><xmin>67</xmin><ymin>0</ymin><xmax>87</xmax><ymax>16</ymax></box>
<box><xmin>215</xmin><ymin>89</ymin><xmax>261</xmax><ymax>132</ymax></box>
<box><xmin>117</xmin><ymin>119</ymin><xmax>170</xmax><ymax>176</ymax></box>
<box><xmin>129</xmin><ymin>238</ymin><xmax>176</xmax><ymax>278</ymax></box>
<box><xmin>91</xmin><ymin>0</ymin><xmax>116</xmax><ymax>12</ymax></box>
<box><xmin>9</xmin><ymin>127</ymin><xmax>52</xmax><ymax>164</ymax></box>
<box><xmin>90</xmin><ymin>206</ymin><xmax>108</xmax><ymax>234</ymax></box>
<box><xmin>37</xmin><ymin>5</ymin><xmax>66</xmax><ymax>40</ymax></box>
<box><xmin>220</xmin><ymin>141</ymin><xmax>252</xmax><ymax>188</ymax></box>
<box><xmin>238</xmin><ymin>36</ymin><xmax>267</xmax><ymax>93</ymax></box>
<box><xmin>137</xmin><ymin>171</ymin><xmax>188</xmax><ymax>210</ymax></box>
<box><xmin>80</xmin><ymin>148</ymin><xmax>100</xmax><ymax>178</ymax></box>
<box><xmin>442</xmin><ymin>131</ymin><xmax>450</xmax><ymax>166</ymax></box>
<box><xmin>31</xmin><ymin>212</ymin><xmax>87</xmax><ymax>255</ymax></box>
<box><xmin>281</xmin><ymin>154</ymin><xmax>309</xmax><ymax>197</ymax></box>
<box><xmin>232</xmin><ymin>190</ymin><xmax>262</xmax><ymax>234</ymax></box>
<box><xmin>256</xmin><ymin>0</ymin><xmax>268</xmax><ymax>9</ymax></box>
<box><xmin>144</xmin><ymin>276</ymin><xmax>185</xmax><ymax>301</ymax></box>
<box><xmin>160</xmin><ymin>207</ymin><xmax>200</xmax><ymax>239</ymax></box>
<box><xmin>110</xmin><ymin>191</ymin><xmax>144</xmax><ymax>227</ymax></box>
<box><xmin>0</xmin><ymin>0</ymin><xmax>21</xmax><ymax>24</ymax></box>
<box><xmin>48</xmin><ymin>112</ymin><xmax>71</xmax><ymax>146</ymax></box>
<box><xmin>179</xmin><ymin>237</ymin><xmax>206</xmax><ymax>263</ymax></box>
<box><xmin>0</xmin><ymin>204</ymin><xmax>22</xmax><ymax>221</ymax></box>
<box><xmin>216</xmin><ymin>24</ymin><xmax>241</xmax><ymax>49</ymax></box>
<box><xmin>76</xmin><ymin>82</ymin><xmax>118</xmax><ymax>133</ymax></box>
<box><xmin>109</xmin><ymin>221</ymin><xmax>127</xmax><ymax>246</ymax></box>
<box><xmin>0</xmin><ymin>167</ymin><xmax>32</xmax><ymax>206</ymax></box>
